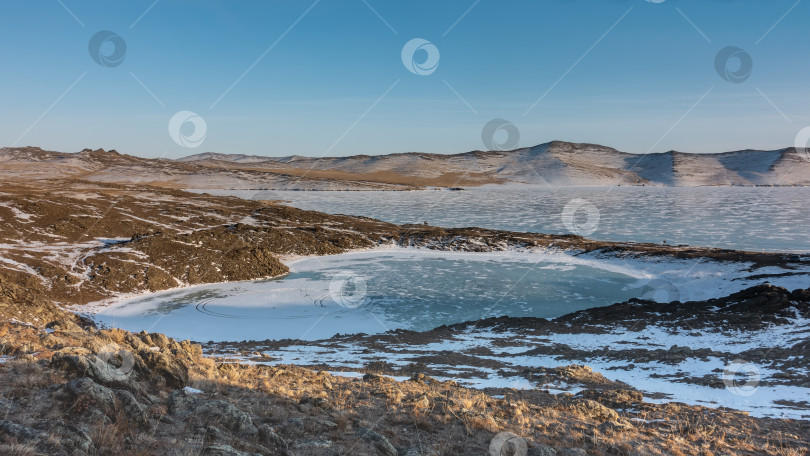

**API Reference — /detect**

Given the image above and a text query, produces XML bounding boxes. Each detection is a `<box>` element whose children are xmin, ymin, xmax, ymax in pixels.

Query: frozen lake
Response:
<box><xmin>199</xmin><ymin>186</ymin><xmax>810</xmax><ymax>253</ymax></box>
<box><xmin>92</xmin><ymin>186</ymin><xmax>810</xmax><ymax>341</ymax></box>
<box><xmin>93</xmin><ymin>247</ymin><xmax>810</xmax><ymax>341</ymax></box>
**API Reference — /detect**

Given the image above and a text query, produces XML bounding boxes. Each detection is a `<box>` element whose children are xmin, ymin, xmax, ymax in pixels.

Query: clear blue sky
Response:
<box><xmin>1</xmin><ymin>0</ymin><xmax>808</xmax><ymax>158</ymax></box>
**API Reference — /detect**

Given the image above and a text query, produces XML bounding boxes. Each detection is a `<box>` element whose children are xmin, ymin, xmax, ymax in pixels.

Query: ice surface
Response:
<box><xmin>91</xmin><ymin>247</ymin><xmax>810</xmax><ymax>342</ymax></box>
<box><xmin>196</xmin><ymin>186</ymin><xmax>810</xmax><ymax>253</ymax></box>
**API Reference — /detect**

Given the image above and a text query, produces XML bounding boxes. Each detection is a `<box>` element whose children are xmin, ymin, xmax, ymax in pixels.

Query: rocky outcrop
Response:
<box><xmin>169</xmin><ymin>389</ymin><xmax>258</xmax><ymax>437</ymax></box>
<box><xmin>0</xmin><ymin>420</ymin><xmax>44</xmax><ymax>442</ymax></box>
<box><xmin>562</xmin><ymin>398</ymin><xmax>620</xmax><ymax>422</ymax></box>
<box><xmin>1</xmin><ymin>320</ymin><xmax>808</xmax><ymax>455</ymax></box>
<box><xmin>64</xmin><ymin>377</ymin><xmax>149</xmax><ymax>428</ymax></box>
<box><xmin>357</xmin><ymin>425</ymin><xmax>398</xmax><ymax>456</ymax></box>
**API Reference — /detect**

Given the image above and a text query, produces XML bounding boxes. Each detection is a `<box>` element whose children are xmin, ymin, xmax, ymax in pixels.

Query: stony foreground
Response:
<box><xmin>1</xmin><ymin>318</ymin><xmax>809</xmax><ymax>456</ymax></box>
<box><xmin>206</xmin><ymin>284</ymin><xmax>810</xmax><ymax>420</ymax></box>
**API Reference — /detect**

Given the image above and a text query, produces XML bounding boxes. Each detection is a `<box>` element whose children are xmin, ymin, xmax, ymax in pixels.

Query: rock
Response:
<box><xmin>45</xmin><ymin>318</ymin><xmax>81</xmax><ymax>333</ymax></box>
<box><xmin>258</xmin><ymin>423</ymin><xmax>288</xmax><ymax>449</ymax></box>
<box><xmin>357</xmin><ymin>426</ymin><xmax>397</xmax><ymax>456</ymax></box>
<box><xmin>598</xmin><ymin>420</ymin><xmax>634</xmax><ymax>436</ymax></box>
<box><xmin>138</xmin><ymin>332</ymin><xmax>155</xmax><ymax>347</ymax></box>
<box><xmin>203</xmin><ymin>444</ymin><xmax>262</xmax><ymax>456</ymax></box>
<box><xmin>0</xmin><ymin>420</ymin><xmax>44</xmax><ymax>442</ymax></box>
<box><xmin>669</xmin><ymin>345</ymin><xmax>692</xmax><ymax>356</ymax></box>
<box><xmin>363</xmin><ymin>372</ymin><xmax>385</xmax><ymax>382</ymax></box>
<box><xmin>564</xmin><ymin>398</ymin><xmax>620</xmax><ymax>422</ymax></box>
<box><xmin>559</xmin><ymin>449</ymin><xmax>587</xmax><ymax>456</ymax></box>
<box><xmin>167</xmin><ymin>389</ymin><xmax>257</xmax><ymax>436</ymax></box>
<box><xmin>298</xmin><ymin>395</ymin><xmax>329</xmax><ymax>409</ymax></box>
<box><xmin>576</xmin><ymin>389</ymin><xmax>643</xmax><ymax>407</ymax></box>
<box><xmin>400</xmin><ymin>448</ymin><xmax>428</xmax><ymax>456</ymax></box>
<box><xmin>150</xmin><ymin>332</ymin><xmax>170</xmax><ymax>349</ymax></box>
<box><xmin>51</xmin><ymin>346</ymin><xmax>139</xmax><ymax>388</ymax></box>
<box><xmin>294</xmin><ymin>439</ymin><xmax>333</xmax><ymax>449</ymax></box>
<box><xmin>198</xmin><ymin>425</ymin><xmax>226</xmax><ymax>442</ymax></box>
<box><xmin>168</xmin><ymin>388</ymin><xmax>197</xmax><ymax>417</ymax></box>
<box><xmin>194</xmin><ymin>400</ymin><xmax>258</xmax><ymax>437</ymax></box>
<box><xmin>113</xmin><ymin>388</ymin><xmax>150</xmax><ymax>427</ymax></box>
<box><xmin>48</xmin><ymin>421</ymin><xmax>94</xmax><ymax>453</ymax></box>
<box><xmin>84</xmin><ymin>407</ymin><xmax>112</xmax><ymax>426</ymax></box>
<box><xmin>138</xmin><ymin>348</ymin><xmax>188</xmax><ymax>388</ymax></box>
<box><xmin>0</xmin><ymin>397</ymin><xmax>13</xmax><ymax>412</ymax></box>
<box><xmin>65</xmin><ymin>377</ymin><xmax>117</xmax><ymax>415</ymax></box>
<box><xmin>528</xmin><ymin>444</ymin><xmax>558</xmax><ymax>456</ymax></box>
<box><xmin>64</xmin><ymin>377</ymin><xmax>149</xmax><ymax>427</ymax></box>
<box><xmin>286</xmin><ymin>416</ymin><xmax>337</xmax><ymax>431</ymax></box>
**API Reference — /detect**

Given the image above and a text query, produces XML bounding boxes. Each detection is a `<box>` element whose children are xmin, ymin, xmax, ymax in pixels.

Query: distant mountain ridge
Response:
<box><xmin>2</xmin><ymin>141</ymin><xmax>810</xmax><ymax>189</ymax></box>
<box><xmin>178</xmin><ymin>141</ymin><xmax>810</xmax><ymax>187</ymax></box>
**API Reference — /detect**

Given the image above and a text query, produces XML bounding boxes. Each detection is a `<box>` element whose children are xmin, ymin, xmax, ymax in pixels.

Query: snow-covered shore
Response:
<box><xmin>89</xmin><ymin>245</ymin><xmax>810</xmax><ymax>341</ymax></box>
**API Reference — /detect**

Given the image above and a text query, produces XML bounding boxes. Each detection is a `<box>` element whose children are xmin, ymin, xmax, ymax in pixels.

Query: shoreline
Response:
<box><xmin>201</xmin><ymin>283</ymin><xmax>810</xmax><ymax>420</ymax></box>
<box><xmin>86</xmin><ymin>244</ymin><xmax>810</xmax><ymax>338</ymax></box>
<box><xmin>79</xmin><ymin>242</ymin><xmax>810</xmax><ymax>420</ymax></box>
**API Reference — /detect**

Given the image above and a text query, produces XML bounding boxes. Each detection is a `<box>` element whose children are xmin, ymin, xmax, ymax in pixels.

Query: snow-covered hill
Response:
<box><xmin>180</xmin><ymin>141</ymin><xmax>810</xmax><ymax>187</ymax></box>
<box><xmin>3</xmin><ymin>141</ymin><xmax>809</xmax><ymax>189</ymax></box>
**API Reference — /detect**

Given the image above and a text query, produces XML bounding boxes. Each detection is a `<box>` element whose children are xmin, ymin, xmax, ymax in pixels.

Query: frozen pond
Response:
<box><xmin>92</xmin><ymin>247</ymin><xmax>810</xmax><ymax>341</ymax></box>
<box><xmin>197</xmin><ymin>186</ymin><xmax>810</xmax><ymax>253</ymax></box>
<box><xmin>94</xmin><ymin>187</ymin><xmax>810</xmax><ymax>341</ymax></box>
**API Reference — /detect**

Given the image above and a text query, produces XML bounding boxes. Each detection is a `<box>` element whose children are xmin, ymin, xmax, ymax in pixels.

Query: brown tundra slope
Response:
<box><xmin>0</xmin><ymin>179</ymin><xmax>808</xmax><ymax>455</ymax></box>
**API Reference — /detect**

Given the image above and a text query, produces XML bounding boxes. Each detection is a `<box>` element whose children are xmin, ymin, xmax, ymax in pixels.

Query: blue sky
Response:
<box><xmin>0</xmin><ymin>0</ymin><xmax>808</xmax><ymax>158</ymax></box>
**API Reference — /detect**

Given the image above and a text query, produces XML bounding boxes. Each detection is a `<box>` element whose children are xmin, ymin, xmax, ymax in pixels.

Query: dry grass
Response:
<box><xmin>0</xmin><ymin>320</ymin><xmax>808</xmax><ymax>455</ymax></box>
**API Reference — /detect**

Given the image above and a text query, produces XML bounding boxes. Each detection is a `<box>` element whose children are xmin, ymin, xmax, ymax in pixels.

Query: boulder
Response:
<box><xmin>168</xmin><ymin>388</ymin><xmax>197</xmax><ymax>417</ymax></box>
<box><xmin>167</xmin><ymin>389</ymin><xmax>257</xmax><ymax>437</ymax></box>
<box><xmin>576</xmin><ymin>389</ymin><xmax>643</xmax><ymax>408</ymax></box>
<box><xmin>293</xmin><ymin>439</ymin><xmax>333</xmax><ymax>449</ymax></box>
<box><xmin>0</xmin><ymin>420</ymin><xmax>44</xmax><ymax>442</ymax></box>
<box><xmin>113</xmin><ymin>388</ymin><xmax>150</xmax><ymax>427</ymax></box>
<box><xmin>138</xmin><ymin>348</ymin><xmax>189</xmax><ymax>388</ymax></box>
<box><xmin>598</xmin><ymin>420</ymin><xmax>634</xmax><ymax>436</ymax></box>
<box><xmin>64</xmin><ymin>377</ymin><xmax>150</xmax><ymax>428</ymax></box>
<box><xmin>528</xmin><ymin>444</ymin><xmax>558</xmax><ymax>456</ymax></box>
<box><xmin>357</xmin><ymin>426</ymin><xmax>397</xmax><ymax>456</ymax></box>
<box><xmin>45</xmin><ymin>318</ymin><xmax>82</xmax><ymax>334</ymax></box>
<box><xmin>51</xmin><ymin>346</ymin><xmax>140</xmax><ymax>388</ymax></box>
<box><xmin>257</xmin><ymin>423</ymin><xmax>288</xmax><ymax>449</ymax></box>
<box><xmin>564</xmin><ymin>398</ymin><xmax>619</xmax><ymax>422</ymax></box>
<box><xmin>195</xmin><ymin>400</ymin><xmax>258</xmax><ymax>437</ymax></box>
<box><xmin>65</xmin><ymin>377</ymin><xmax>116</xmax><ymax>415</ymax></box>
<box><xmin>48</xmin><ymin>421</ymin><xmax>93</xmax><ymax>453</ymax></box>
<box><xmin>559</xmin><ymin>449</ymin><xmax>588</xmax><ymax>456</ymax></box>
<box><xmin>150</xmin><ymin>332</ymin><xmax>171</xmax><ymax>350</ymax></box>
